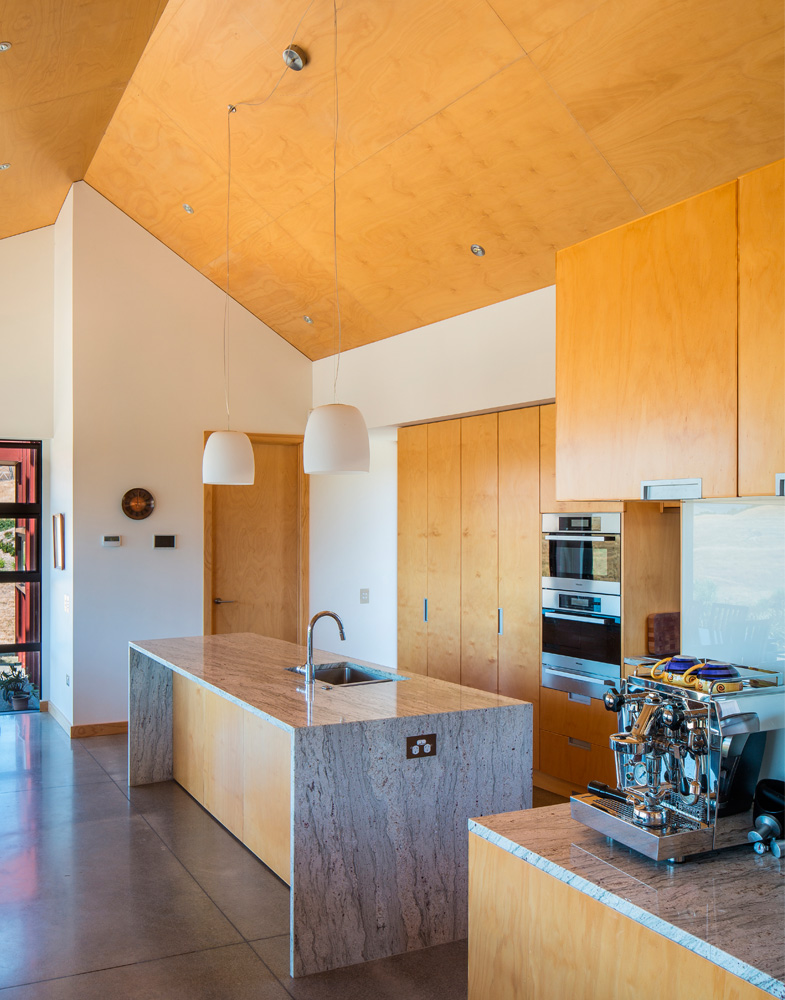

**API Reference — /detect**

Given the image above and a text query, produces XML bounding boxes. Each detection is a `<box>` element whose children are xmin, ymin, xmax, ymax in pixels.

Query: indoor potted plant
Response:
<box><xmin>0</xmin><ymin>664</ymin><xmax>37</xmax><ymax>711</ymax></box>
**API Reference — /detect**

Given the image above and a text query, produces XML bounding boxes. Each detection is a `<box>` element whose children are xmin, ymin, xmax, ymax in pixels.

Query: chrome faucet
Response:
<box><xmin>305</xmin><ymin>611</ymin><xmax>346</xmax><ymax>686</ymax></box>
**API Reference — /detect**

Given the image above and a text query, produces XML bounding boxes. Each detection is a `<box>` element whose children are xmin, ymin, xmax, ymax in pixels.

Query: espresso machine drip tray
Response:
<box><xmin>571</xmin><ymin>794</ymin><xmax>714</xmax><ymax>861</ymax></box>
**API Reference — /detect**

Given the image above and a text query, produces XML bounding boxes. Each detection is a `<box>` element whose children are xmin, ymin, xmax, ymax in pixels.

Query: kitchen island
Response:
<box><xmin>128</xmin><ymin>633</ymin><xmax>532</xmax><ymax>977</ymax></box>
<box><xmin>468</xmin><ymin>804</ymin><xmax>784</xmax><ymax>999</ymax></box>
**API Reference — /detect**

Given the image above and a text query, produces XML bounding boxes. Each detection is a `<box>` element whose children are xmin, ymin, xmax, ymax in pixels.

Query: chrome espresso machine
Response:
<box><xmin>571</xmin><ymin>658</ymin><xmax>785</xmax><ymax>862</ymax></box>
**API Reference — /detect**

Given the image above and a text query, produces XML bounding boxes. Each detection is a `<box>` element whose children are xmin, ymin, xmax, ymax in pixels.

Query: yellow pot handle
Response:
<box><xmin>681</xmin><ymin>663</ymin><xmax>703</xmax><ymax>687</ymax></box>
<box><xmin>650</xmin><ymin>657</ymin><xmax>671</xmax><ymax>678</ymax></box>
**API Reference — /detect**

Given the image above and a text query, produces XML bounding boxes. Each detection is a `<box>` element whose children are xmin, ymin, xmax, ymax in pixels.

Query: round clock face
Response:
<box><xmin>121</xmin><ymin>488</ymin><xmax>155</xmax><ymax>520</ymax></box>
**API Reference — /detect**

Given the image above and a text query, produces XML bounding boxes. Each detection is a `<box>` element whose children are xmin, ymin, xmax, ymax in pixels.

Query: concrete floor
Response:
<box><xmin>0</xmin><ymin>712</ymin><xmax>467</xmax><ymax>999</ymax></box>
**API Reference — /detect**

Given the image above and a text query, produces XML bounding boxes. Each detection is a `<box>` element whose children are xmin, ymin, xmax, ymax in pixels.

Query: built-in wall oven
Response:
<box><xmin>541</xmin><ymin>513</ymin><xmax>622</xmax><ymax>701</ymax></box>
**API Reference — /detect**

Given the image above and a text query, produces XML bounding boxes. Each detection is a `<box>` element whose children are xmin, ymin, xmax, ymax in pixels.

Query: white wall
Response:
<box><xmin>0</xmin><ymin>226</ymin><xmax>54</xmax><ymax>440</ymax></box>
<box><xmin>308</xmin><ymin>287</ymin><xmax>556</xmax><ymax>667</ymax></box>
<box><xmin>49</xmin><ymin>192</ymin><xmax>74</xmax><ymax>719</ymax></box>
<box><xmin>309</xmin><ymin>427</ymin><xmax>398</xmax><ymax>666</ymax></box>
<box><xmin>312</xmin><ymin>287</ymin><xmax>555</xmax><ymax>427</ymax></box>
<box><xmin>63</xmin><ymin>182</ymin><xmax>311</xmax><ymax>725</ymax></box>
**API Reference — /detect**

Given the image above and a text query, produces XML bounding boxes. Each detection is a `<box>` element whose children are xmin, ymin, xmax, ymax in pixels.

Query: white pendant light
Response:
<box><xmin>203</xmin><ymin>105</ymin><xmax>254</xmax><ymax>486</ymax></box>
<box><xmin>303</xmin><ymin>404</ymin><xmax>369</xmax><ymax>474</ymax></box>
<box><xmin>203</xmin><ymin>430</ymin><xmax>255</xmax><ymax>484</ymax></box>
<box><xmin>303</xmin><ymin>0</ymin><xmax>369</xmax><ymax>476</ymax></box>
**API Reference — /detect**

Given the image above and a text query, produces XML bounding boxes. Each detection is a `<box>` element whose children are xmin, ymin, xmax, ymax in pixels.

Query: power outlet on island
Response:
<box><xmin>406</xmin><ymin>734</ymin><xmax>437</xmax><ymax>760</ymax></box>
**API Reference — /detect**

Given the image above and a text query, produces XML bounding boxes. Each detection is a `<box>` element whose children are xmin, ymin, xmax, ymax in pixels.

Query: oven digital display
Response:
<box><xmin>560</xmin><ymin>594</ymin><xmax>600</xmax><ymax>612</ymax></box>
<box><xmin>560</xmin><ymin>516</ymin><xmax>591</xmax><ymax>531</ymax></box>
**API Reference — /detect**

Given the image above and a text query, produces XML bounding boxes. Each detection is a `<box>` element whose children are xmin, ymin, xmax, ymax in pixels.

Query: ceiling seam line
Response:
<box><xmin>519</xmin><ymin>52</ymin><xmax>646</xmax><ymax>215</ymax></box>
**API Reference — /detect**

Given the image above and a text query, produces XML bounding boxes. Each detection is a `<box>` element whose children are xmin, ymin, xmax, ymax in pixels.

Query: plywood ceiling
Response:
<box><xmin>2</xmin><ymin>0</ymin><xmax>783</xmax><ymax>360</ymax></box>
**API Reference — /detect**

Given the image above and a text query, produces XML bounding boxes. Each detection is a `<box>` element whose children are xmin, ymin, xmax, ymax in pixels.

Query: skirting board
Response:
<box><xmin>43</xmin><ymin>700</ymin><xmax>127</xmax><ymax>739</ymax></box>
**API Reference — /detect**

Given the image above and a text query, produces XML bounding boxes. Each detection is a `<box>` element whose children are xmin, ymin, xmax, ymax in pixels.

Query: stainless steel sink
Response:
<box><xmin>285</xmin><ymin>661</ymin><xmax>403</xmax><ymax>686</ymax></box>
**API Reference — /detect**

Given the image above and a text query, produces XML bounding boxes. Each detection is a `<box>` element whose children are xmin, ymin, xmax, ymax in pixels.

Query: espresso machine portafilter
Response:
<box><xmin>570</xmin><ymin>664</ymin><xmax>785</xmax><ymax>862</ymax></box>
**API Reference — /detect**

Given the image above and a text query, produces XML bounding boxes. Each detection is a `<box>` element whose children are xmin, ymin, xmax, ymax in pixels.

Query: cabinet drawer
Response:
<box><xmin>539</xmin><ymin>729</ymin><xmax>616</xmax><ymax>790</ymax></box>
<box><xmin>540</xmin><ymin>686</ymin><xmax>618</xmax><ymax>746</ymax></box>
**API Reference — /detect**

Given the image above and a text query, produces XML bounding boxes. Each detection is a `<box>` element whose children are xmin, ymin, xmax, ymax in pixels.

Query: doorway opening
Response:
<box><xmin>0</xmin><ymin>440</ymin><xmax>42</xmax><ymax>714</ymax></box>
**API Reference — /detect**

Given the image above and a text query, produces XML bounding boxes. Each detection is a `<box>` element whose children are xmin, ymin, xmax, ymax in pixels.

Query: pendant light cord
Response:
<box><xmin>223</xmin><ymin>105</ymin><xmax>235</xmax><ymax>431</ymax></box>
<box><xmin>332</xmin><ymin>0</ymin><xmax>342</xmax><ymax>404</ymax></box>
<box><xmin>219</xmin><ymin>0</ymin><xmax>318</xmax><ymax>429</ymax></box>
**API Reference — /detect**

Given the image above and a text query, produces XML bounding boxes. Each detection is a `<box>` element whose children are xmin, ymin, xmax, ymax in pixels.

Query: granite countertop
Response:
<box><xmin>469</xmin><ymin>804</ymin><xmax>784</xmax><ymax>998</ymax></box>
<box><xmin>131</xmin><ymin>632</ymin><xmax>525</xmax><ymax>731</ymax></box>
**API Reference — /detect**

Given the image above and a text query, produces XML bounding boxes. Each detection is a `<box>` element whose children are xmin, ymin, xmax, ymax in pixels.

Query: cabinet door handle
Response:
<box><xmin>568</xmin><ymin>737</ymin><xmax>591</xmax><ymax>751</ymax></box>
<box><xmin>497</xmin><ymin>608</ymin><xmax>503</xmax><ymax>636</ymax></box>
<box><xmin>568</xmin><ymin>691</ymin><xmax>591</xmax><ymax>706</ymax></box>
<box><xmin>423</xmin><ymin>598</ymin><xmax>428</xmax><ymax>623</ymax></box>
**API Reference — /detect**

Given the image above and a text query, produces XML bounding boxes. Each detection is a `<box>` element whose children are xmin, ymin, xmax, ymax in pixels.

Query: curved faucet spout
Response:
<box><xmin>305</xmin><ymin>611</ymin><xmax>346</xmax><ymax>685</ymax></box>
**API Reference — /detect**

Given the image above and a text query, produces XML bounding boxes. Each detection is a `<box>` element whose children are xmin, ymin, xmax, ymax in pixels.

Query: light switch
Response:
<box><xmin>360</xmin><ymin>588</ymin><xmax>369</xmax><ymax>604</ymax></box>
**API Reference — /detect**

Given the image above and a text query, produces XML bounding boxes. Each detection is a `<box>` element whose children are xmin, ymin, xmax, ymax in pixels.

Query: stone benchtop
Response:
<box><xmin>469</xmin><ymin>804</ymin><xmax>785</xmax><ymax>998</ymax></box>
<box><xmin>130</xmin><ymin>632</ymin><xmax>524</xmax><ymax>732</ymax></box>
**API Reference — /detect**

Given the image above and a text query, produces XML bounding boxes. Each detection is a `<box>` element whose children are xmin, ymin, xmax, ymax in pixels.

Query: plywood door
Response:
<box><xmin>461</xmin><ymin>414</ymin><xmax>499</xmax><ymax>692</ymax></box>
<box><xmin>426</xmin><ymin>419</ymin><xmax>462</xmax><ymax>683</ymax></box>
<box><xmin>244</xmin><ymin>713</ymin><xmax>292</xmax><ymax>884</ymax></box>
<box><xmin>468</xmin><ymin>833</ymin><xmax>768</xmax><ymax>1000</ymax></box>
<box><xmin>398</xmin><ymin>424</ymin><xmax>429</xmax><ymax>675</ymax></box>
<box><xmin>498</xmin><ymin>407</ymin><xmax>540</xmax><ymax>767</ymax></box>
<box><xmin>556</xmin><ymin>182</ymin><xmax>738</xmax><ymax>500</ymax></box>
<box><xmin>538</xmin><ymin>404</ymin><xmax>625</xmax><ymax>513</ymax></box>
<box><xmin>738</xmin><ymin>159</ymin><xmax>785</xmax><ymax>496</ymax></box>
<box><xmin>208</xmin><ymin>436</ymin><xmax>305</xmax><ymax>642</ymax></box>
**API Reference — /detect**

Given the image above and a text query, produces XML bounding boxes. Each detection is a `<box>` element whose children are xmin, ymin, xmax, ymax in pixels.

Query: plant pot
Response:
<box><xmin>11</xmin><ymin>694</ymin><xmax>30</xmax><ymax>711</ymax></box>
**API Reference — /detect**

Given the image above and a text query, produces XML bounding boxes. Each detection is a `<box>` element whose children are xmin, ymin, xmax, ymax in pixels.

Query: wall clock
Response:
<box><xmin>121</xmin><ymin>488</ymin><xmax>155</xmax><ymax>520</ymax></box>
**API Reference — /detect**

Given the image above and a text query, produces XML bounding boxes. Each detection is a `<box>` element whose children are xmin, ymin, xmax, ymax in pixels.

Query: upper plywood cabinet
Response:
<box><xmin>738</xmin><ymin>160</ymin><xmax>785</xmax><ymax>496</ymax></box>
<box><xmin>555</xmin><ymin>181</ymin><xmax>738</xmax><ymax>501</ymax></box>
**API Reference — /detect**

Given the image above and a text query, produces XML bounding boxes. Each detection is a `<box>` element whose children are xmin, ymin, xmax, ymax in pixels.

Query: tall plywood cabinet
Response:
<box><xmin>555</xmin><ymin>182</ymin><xmax>739</xmax><ymax>501</ymax></box>
<box><xmin>397</xmin><ymin>410</ymin><xmax>541</xmax><ymax>766</ymax></box>
<box><xmin>738</xmin><ymin>160</ymin><xmax>785</xmax><ymax>495</ymax></box>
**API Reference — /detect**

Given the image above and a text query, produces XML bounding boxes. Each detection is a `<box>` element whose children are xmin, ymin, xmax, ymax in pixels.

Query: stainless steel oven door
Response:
<box><xmin>541</xmin><ymin>601</ymin><xmax>621</xmax><ymax>670</ymax></box>
<box><xmin>541</xmin><ymin>532</ymin><xmax>621</xmax><ymax>595</ymax></box>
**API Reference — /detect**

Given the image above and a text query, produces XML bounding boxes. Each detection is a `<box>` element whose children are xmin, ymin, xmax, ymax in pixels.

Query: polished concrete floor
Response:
<box><xmin>0</xmin><ymin>712</ymin><xmax>467</xmax><ymax>999</ymax></box>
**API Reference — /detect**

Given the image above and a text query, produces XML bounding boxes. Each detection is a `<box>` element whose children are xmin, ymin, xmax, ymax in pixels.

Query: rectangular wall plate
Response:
<box><xmin>360</xmin><ymin>588</ymin><xmax>369</xmax><ymax>604</ymax></box>
<box><xmin>406</xmin><ymin>734</ymin><xmax>437</xmax><ymax>759</ymax></box>
<box><xmin>153</xmin><ymin>535</ymin><xmax>177</xmax><ymax>548</ymax></box>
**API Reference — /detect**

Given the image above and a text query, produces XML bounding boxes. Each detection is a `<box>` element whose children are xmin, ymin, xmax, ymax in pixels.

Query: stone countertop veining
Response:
<box><xmin>469</xmin><ymin>804</ymin><xmax>785</xmax><ymax>998</ymax></box>
<box><xmin>130</xmin><ymin>632</ymin><xmax>525</xmax><ymax>732</ymax></box>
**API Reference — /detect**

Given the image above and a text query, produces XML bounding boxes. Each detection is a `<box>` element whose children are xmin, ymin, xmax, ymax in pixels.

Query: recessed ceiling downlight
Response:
<box><xmin>0</xmin><ymin>163</ymin><xmax>10</xmax><ymax>171</ymax></box>
<box><xmin>0</xmin><ymin>42</ymin><xmax>11</xmax><ymax>52</ymax></box>
<box><xmin>470</xmin><ymin>244</ymin><xmax>486</xmax><ymax>257</ymax></box>
<box><xmin>183</xmin><ymin>203</ymin><xmax>194</xmax><ymax>214</ymax></box>
<box><xmin>283</xmin><ymin>44</ymin><xmax>307</xmax><ymax>71</ymax></box>
<box><xmin>303</xmin><ymin>315</ymin><xmax>313</xmax><ymax>324</ymax></box>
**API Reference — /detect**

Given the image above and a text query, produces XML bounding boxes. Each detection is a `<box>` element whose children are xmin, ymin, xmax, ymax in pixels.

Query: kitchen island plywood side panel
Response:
<box><xmin>556</xmin><ymin>181</ymin><xmax>738</xmax><ymax>501</ymax></box>
<box><xmin>202</xmin><ymin>687</ymin><xmax>244</xmax><ymax>841</ymax></box>
<box><xmin>738</xmin><ymin>159</ymin><xmax>785</xmax><ymax>497</ymax></box>
<box><xmin>468</xmin><ymin>833</ymin><xmax>770</xmax><ymax>1000</ymax></box>
<box><xmin>398</xmin><ymin>424</ymin><xmax>429</xmax><ymax>675</ymax></box>
<box><xmin>244</xmin><ymin>712</ymin><xmax>292</xmax><ymax>885</ymax></box>
<box><xmin>172</xmin><ymin>671</ymin><xmax>204</xmax><ymax>803</ymax></box>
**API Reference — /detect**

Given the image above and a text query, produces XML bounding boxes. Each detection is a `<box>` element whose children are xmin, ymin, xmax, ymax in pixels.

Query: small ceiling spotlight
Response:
<box><xmin>0</xmin><ymin>163</ymin><xmax>10</xmax><ymax>171</ymax></box>
<box><xmin>0</xmin><ymin>42</ymin><xmax>11</xmax><ymax>52</ymax></box>
<box><xmin>182</xmin><ymin>203</ymin><xmax>194</xmax><ymax>214</ymax></box>
<box><xmin>283</xmin><ymin>44</ymin><xmax>308</xmax><ymax>71</ymax></box>
<box><xmin>303</xmin><ymin>315</ymin><xmax>314</xmax><ymax>324</ymax></box>
<box><xmin>470</xmin><ymin>244</ymin><xmax>486</xmax><ymax>257</ymax></box>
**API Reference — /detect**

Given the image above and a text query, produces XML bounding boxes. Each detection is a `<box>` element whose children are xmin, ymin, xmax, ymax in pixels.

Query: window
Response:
<box><xmin>0</xmin><ymin>441</ymin><xmax>42</xmax><ymax>704</ymax></box>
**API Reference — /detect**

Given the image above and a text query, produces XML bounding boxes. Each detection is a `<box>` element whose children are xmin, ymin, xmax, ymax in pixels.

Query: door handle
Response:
<box><xmin>497</xmin><ymin>608</ymin><xmax>503</xmax><ymax>636</ymax></box>
<box><xmin>213</xmin><ymin>598</ymin><xmax>236</xmax><ymax>605</ymax></box>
